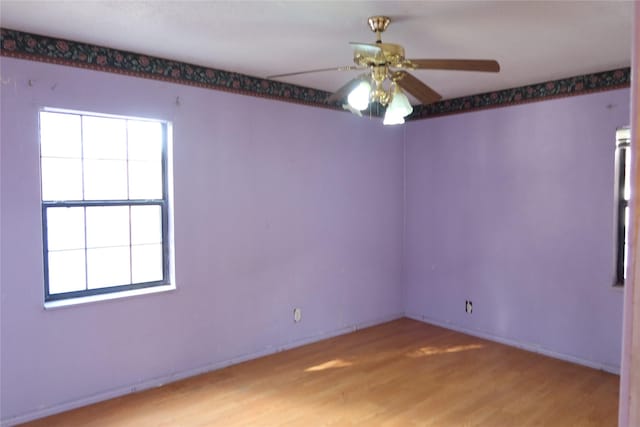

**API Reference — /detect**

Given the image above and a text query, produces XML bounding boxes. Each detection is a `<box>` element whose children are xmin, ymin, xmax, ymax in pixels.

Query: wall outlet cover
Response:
<box><xmin>465</xmin><ymin>300</ymin><xmax>473</xmax><ymax>314</ymax></box>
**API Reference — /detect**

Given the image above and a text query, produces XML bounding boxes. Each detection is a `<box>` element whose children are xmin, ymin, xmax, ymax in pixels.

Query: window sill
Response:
<box><xmin>44</xmin><ymin>283</ymin><xmax>176</xmax><ymax>310</ymax></box>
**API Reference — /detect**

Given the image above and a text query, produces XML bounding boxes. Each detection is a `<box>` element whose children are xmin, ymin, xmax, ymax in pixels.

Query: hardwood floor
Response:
<box><xmin>21</xmin><ymin>318</ymin><xmax>619</xmax><ymax>426</ymax></box>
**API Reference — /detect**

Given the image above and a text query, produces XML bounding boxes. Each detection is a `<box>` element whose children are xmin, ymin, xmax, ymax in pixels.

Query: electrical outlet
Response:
<box><xmin>293</xmin><ymin>308</ymin><xmax>302</xmax><ymax>323</ymax></box>
<box><xmin>465</xmin><ymin>300</ymin><xmax>473</xmax><ymax>314</ymax></box>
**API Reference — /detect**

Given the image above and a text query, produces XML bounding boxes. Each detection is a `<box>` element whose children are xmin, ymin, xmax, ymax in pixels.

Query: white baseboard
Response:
<box><xmin>404</xmin><ymin>312</ymin><xmax>620</xmax><ymax>375</ymax></box>
<box><xmin>1</xmin><ymin>312</ymin><xmax>403</xmax><ymax>427</ymax></box>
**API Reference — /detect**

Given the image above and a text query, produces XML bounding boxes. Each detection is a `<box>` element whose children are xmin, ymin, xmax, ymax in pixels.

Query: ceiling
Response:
<box><xmin>0</xmin><ymin>1</ymin><xmax>633</xmax><ymax>102</ymax></box>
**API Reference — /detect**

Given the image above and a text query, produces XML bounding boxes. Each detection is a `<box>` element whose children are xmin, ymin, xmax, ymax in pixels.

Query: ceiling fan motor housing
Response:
<box><xmin>353</xmin><ymin>43</ymin><xmax>405</xmax><ymax>67</ymax></box>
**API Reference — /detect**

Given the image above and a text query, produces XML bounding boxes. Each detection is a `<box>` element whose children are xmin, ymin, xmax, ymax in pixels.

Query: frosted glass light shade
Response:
<box><xmin>347</xmin><ymin>81</ymin><xmax>372</xmax><ymax>111</ymax></box>
<box><xmin>383</xmin><ymin>111</ymin><xmax>405</xmax><ymax>125</ymax></box>
<box><xmin>386</xmin><ymin>88</ymin><xmax>413</xmax><ymax>118</ymax></box>
<box><xmin>383</xmin><ymin>87</ymin><xmax>413</xmax><ymax>126</ymax></box>
<box><xmin>391</xmin><ymin>90</ymin><xmax>413</xmax><ymax>117</ymax></box>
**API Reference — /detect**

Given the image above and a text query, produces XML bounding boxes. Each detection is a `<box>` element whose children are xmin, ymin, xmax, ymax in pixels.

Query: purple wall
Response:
<box><xmin>0</xmin><ymin>54</ymin><xmax>631</xmax><ymax>425</ymax></box>
<box><xmin>404</xmin><ymin>89</ymin><xmax>629</xmax><ymax>372</ymax></box>
<box><xmin>0</xmin><ymin>58</ymin><xmax>404</xmax><ymax>424</ymax></box>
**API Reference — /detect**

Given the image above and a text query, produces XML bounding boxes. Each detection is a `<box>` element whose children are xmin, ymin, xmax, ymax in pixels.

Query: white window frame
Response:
<box><xmin>39</xmin><ymin>108</ymin><xmax>172</xmax><ymax>303</ymax></box>
<box><xmin>614</xmin><ymin>127</ymin><xmax>631</xmax><ymax>287</ymax></box>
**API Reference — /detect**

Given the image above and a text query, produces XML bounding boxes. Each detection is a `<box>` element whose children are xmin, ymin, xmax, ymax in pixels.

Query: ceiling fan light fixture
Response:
<box><xmin>383</xmin><ymin>86</ymin><xmax>413</xmax><ymax>126</ymax></box>
<box><xmin>383</xmin><ymin>110</ymin><xmax>405</xmax><ymax>126</ymax></box>
<box><xmin>389</xmin><ymin>86</ymin><xmax>413</xmax><ymax>117</ymax></box>
<box><xmin>347</xmin><ymin>80</ymin><xmax>372</xmax><ymax>111</ymax></box>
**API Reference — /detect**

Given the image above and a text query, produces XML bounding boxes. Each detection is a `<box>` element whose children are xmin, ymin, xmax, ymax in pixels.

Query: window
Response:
<box><xmin>40</xmin><ymin>109</ymin><xmax>171</xmax><ymax>302</ymax></box>
<box><xmin>614</xmin><ymin>127</ymin><xmax>631</xmax><ymax>286</ymax></box>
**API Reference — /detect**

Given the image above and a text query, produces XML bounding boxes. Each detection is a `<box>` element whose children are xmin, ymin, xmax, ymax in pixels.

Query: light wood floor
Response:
<box><xmin>22</xmin><ymin>318</ymin><xmax>619</xmax><ymax>426</ymax></box>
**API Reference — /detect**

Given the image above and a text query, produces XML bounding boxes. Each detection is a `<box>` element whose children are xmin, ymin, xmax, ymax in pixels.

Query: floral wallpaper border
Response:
<box><xmin>0</xmin><ymin>28</ymin><xmax>631</xmax><ymax>119</ymax></box>
<box><xmin>409</xmin><ymin>68</ymin><xmax>630</xmax><ymax>120</ymax></box>
<box><xmin>0</xmin><ymin>28</ymin><xmax>335</xmax><ymax>108</ymax></box>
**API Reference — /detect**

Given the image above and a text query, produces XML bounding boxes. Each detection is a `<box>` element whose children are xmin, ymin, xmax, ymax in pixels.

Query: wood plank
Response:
<box><xmin>409</xmin><ymin>59</ymin><xmax>500</xmax><ymax>72</ymax></box>
<box><xmin>20</xmin><ymin>319</ymin><xmax>618</xmax><ymax>426</ymax></box>
<box><xmin>397</xmin><ymin>72</ymin><xmax>442</xmax><ymax>105</ymax></box>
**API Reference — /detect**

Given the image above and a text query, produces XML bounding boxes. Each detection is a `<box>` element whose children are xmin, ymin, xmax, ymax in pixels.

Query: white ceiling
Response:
<box><xmin>0</xmin><ymin>1</ymin><xmax>633</xmax><ymax>101</ymax></box>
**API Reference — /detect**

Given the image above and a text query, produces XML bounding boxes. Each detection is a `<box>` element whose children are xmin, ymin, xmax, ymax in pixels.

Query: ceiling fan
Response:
<box><xmin>267</xmin><ymin>16</ymin><xmax>500</xmax><ymax>124</ymax></box>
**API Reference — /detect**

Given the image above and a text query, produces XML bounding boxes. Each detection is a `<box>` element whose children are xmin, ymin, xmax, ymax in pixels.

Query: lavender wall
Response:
<box><xmin>0</xmin><ymin>54</ymin><xmax>631</xmax><ymax>425</ymax></box>
<box><xmin>0</xmin><ymin>58</ymin><xmax>404</xmax><ymax>424</ymax></box>
<box><xmin>404</xmin><ymin>89</ymin><xmax>629</xmax><ymax>372</ymax></box>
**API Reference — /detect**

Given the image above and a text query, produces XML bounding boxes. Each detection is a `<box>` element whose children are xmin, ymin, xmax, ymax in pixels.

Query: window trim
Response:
<box><xmin>40</xmin><ymin>108</ymin><xmax>171</xmax><ymax>302</ymax></box>
<box><xmin>43</xmin><ymin>283</ymin><xmax>176</xmax><ymax>310</ymax></box>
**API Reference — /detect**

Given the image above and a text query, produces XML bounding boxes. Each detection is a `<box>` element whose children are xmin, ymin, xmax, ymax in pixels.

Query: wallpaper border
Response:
<box><xmin>0</xmin><ymin>28</ymin><xmax>336</xmax><ymax>109</ymax></box>
<box><xmin>0</xmin><ymin>28</ymin><xmax>631</xmax><ymax>120</ymax></box>
<box><xmin>409</xmin><ymin>68</ymin><xmax>630</xmax><ymax>120</ymax></box>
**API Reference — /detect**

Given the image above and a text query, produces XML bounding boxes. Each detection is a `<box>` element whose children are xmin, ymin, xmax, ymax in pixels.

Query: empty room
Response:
<box><xmin>1</xmin><ymin>1</ymin><xmax>639</xmax><ymax>426</ymax></box>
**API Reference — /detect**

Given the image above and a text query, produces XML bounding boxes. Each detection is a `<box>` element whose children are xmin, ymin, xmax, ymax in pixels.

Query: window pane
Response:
<box><xmin>86</xmin><ymin>206</ymin><xmax>130</xmax><ymax>248</ymax></box>
<box><xmin>82</xmin><ymin>116</ymin><xmax>127</xmax><ymax>160</ymax></box>
<box><xmin>41</xmin><ymin>158</ymin><xmax>83</xmax><ymax>201</ymax></box>
<box><xmin>128</xmin><ymin>121</ymin><xmax>163</xmax><ymax>161</ymax></box>
<box><xmin>129</xmin><ymin>160</ymin><xmax>162</xmax><ymax>199</ymax></box>
<box><xmin>624</xmin><ymin>148</ymin><xmax>631</xmax><ymax>201</ymax></box>
<box><xmin>40</xmin><ymin>112</ymin><xmax>82</xmax><ymax>158</ymax></box>
<box><xmin>48</xmin><ymin>249</ymin><xmax>86</xmax><ymax>294</ymax></box>
<box><xmin>46</xmin><ymin>207</ymin><xmax>85</xmax><ymax>250</ymax></box>
<box><xmin>132</xmin><ymin>244</ymin><xmax>163</xmax><ymax>284</ymax></box>
<box><xmin>624</xmin><ymin>206</ymin><xmax>630</xmax><ymax>280</ymax></box>
<box><xmin>87</xmin><ymin>246</ymin><xmax>131</xmax><ymax>289</ymax></box>
<box><xmin>131</xmin><ymin>205</ymin><xmax>162</xmax><ymax>245</ymax></box>
<box><xmin>83</xmin><ymin>159</ymin><xmax>128</xmax><ymax>200</ymax></box>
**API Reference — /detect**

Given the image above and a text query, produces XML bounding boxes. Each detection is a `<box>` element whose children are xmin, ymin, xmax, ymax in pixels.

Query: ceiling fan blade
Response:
<box><xmin>327</xmin><ymin>74</ymin><xmax>369</xmax><ymax>104</ymax></box>
<box><xmin>267</xmin><ymin>65</ymin><xmax>362</xmax><ymax>79</ymax></box>
<box><xmin>408</xmin><ymin>59</ymin><xmax>500</xmax><ymax>72</ymax></box>
<box><xmin>397</xmin><ymin>72</ymin><xmax>442</xmax><ymax>105</ymax></box>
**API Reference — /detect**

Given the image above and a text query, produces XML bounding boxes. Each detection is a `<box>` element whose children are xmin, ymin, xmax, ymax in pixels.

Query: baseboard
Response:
<box><xmin>404</xmin><ymin>312</ymin><xmax>620</xmax><ymax>375</ymax></box>
<box><xmin>1</xmin><ymin>312</ymin><xmax>403</xmax><ymax>427</ymax></box>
